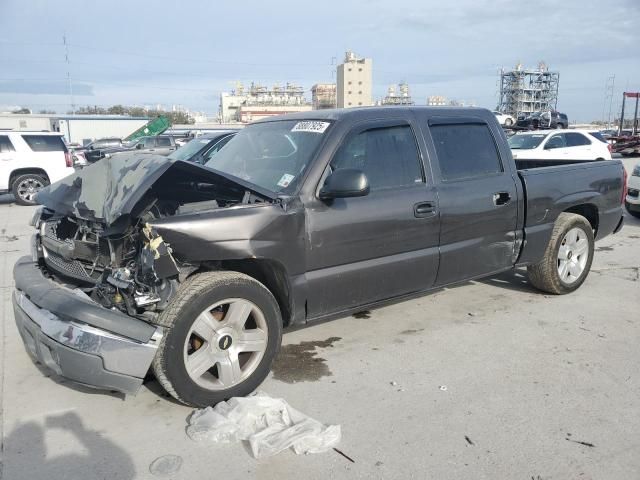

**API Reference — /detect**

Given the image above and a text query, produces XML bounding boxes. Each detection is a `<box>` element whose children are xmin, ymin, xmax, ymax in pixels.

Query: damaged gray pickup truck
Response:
<box><xmin>13</xmin><ymin>107</ymin><xmax>626</xmax><ymax>406</ymax></box>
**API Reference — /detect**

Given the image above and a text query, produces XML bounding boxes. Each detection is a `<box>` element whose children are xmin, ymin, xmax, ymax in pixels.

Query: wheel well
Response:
<box><xmin>565</xmin><ymin>204</ymin><xmax>598</xmax><ymax>232</ymax></box>
<box><xmin>9</xmin><ymin>168</ymin><xmax>49</xmax><ymax>187</ymax></box>
<box><xmin>215</xmin><ymin>259</ymin><xmax>293</xmax><ymax>327</ymax></box>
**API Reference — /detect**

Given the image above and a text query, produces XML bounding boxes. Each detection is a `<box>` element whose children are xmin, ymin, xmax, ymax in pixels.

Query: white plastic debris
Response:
<box><xmin>186</xmin><ymin>392</ymin><xmax>341</xmax><ymax>458</ymax></box>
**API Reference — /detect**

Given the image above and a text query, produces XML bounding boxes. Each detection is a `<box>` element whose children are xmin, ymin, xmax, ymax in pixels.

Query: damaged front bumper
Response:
<box><xmin>12</xmin><ymin>257</ymin><xmax>164</xmax><ymax>395</ymax></box>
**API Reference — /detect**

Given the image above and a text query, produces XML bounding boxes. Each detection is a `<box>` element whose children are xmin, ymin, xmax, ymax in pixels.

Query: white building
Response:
<box><xmin>0</xmin><ymin>114</ymin><xmax>149</xmax><ymax>144</ymax></box>
<box><xmin>336</xmin><ymin>51</ymin><xmax>373</xmax><ymax>108</ymax></box>
<box><xmin>219</xmin><ymin>82</ymin><xmax>311</xmax><ymax>123</ymax></box>
<box><xmin>51</xmin><ymin>115</ymin><xmax>149</xmax><ymax>144</ymax></box>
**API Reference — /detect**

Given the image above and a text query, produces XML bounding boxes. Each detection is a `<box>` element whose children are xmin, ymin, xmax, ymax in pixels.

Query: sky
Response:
<box><xmin>0</xmin><ymin>0</ymin><xmax>639</xmax><ymax>122</ymax></box>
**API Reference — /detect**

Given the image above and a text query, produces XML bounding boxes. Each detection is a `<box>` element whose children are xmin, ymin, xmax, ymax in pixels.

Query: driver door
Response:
<box><xmin>304</xmin><ymin>120</ymin><xmax>440</xmax><ymax>318</ymax></box>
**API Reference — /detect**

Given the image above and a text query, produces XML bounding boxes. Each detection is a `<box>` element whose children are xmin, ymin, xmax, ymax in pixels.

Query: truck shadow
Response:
<box><xmin>2</xmin><ymin>411</ymin><xmax>136</xmax><ymax>480</ymax></box>
<box><xmin>478</xmin><ymin>269</ymin><xmax>538</xmax><ymax>294</ymax></box>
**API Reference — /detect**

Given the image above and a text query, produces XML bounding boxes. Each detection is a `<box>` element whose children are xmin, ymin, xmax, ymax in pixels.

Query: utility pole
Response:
<box><xmin>604</xmin><ymin>74</ymin><xmax>615</xmax><ymax>129</ymax></box>
<box><xmin>63</xmin><ymin>33</ymin><xmax>75</xmax><ymax>114</ymax></box>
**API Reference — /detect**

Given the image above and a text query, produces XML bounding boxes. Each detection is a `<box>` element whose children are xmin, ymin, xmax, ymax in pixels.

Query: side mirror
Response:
<box><xmin>319</xmin><ymin>168</ymin><xmax>370</xmax><ymax>200</ymax></box>
<box><xmin>136</xmin><ymin>143</ymin><xmax>143</xmax><ymax>149</ymax></box>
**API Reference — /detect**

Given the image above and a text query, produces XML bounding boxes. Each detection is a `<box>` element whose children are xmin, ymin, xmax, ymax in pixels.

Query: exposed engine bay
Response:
<box><xmin>32</xmin><ymin>155</ymin><xmax>276</xmax><ymax>321</ymax></box>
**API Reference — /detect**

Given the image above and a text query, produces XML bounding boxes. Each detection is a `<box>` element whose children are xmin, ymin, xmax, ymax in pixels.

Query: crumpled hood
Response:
<box><xmin>36</xmin><ymin>153</ymin><xmax>276</xmax><ymax>226</ymax></box>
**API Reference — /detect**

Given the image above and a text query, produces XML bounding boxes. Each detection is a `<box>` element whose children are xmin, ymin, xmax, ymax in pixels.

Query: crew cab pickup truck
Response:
<box><xmin>13</xmin><ymin>107</ymin><xmax>625</xmax><ymax>407</ymax></box>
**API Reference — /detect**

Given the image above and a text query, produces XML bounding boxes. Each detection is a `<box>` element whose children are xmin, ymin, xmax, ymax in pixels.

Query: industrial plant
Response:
<box><xmin>497</xmin><ymin>62</ymin><xmax>560</xmax><ymax>118</ymax></box>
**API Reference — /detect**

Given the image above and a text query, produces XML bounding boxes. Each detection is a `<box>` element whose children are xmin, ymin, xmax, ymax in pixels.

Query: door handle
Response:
<box><xmin>414</xmin><ymin>201</ymin><xmax>436</xmax><ymax>217</ymax></box>
<box><xmin>493</xmin><ymin>192</ymin><xmax>511</xmax><ymax>206</ymax></box>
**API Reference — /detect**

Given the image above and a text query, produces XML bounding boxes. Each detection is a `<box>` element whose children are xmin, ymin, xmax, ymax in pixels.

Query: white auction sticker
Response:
<box><xmin>277</xmin><ymin>173</ymin><xmax>295</xmax><ymax>188</ymax></box>
<box><xmin>291</xmin><ymin>121</ymin><xmax>330</xmax><ymax>133</ymax></box>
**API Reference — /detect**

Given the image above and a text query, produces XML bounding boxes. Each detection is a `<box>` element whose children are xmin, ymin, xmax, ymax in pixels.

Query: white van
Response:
<box><xmin>0</xmin><ymin>132</ymin><xmax>75</xmax><ymax>205</ymax></box>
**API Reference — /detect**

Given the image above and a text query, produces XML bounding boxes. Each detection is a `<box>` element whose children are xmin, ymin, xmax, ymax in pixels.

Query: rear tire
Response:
<box><xmin>152</xmin><ymin>271</ymin><xmax>282</xmax><ymax>407</ymax></box>
<box><xmin>527</xmin><ymin>213</ymin><xmax>594</xmax><ymax>294</ymax></box>
<box><xmin>11</xmin><ymin>174</ymin><xmax>48</xmax><ymax>206</ymax></box>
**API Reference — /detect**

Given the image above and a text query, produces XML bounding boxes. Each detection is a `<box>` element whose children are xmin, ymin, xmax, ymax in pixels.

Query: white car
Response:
<box><xmin>0</xmin><ymin>132</ymin><xmax>75</xmax><ymax>205</ymax></box>
<box><xmin>493</xmin><ymin>111</ymin><xmax>515</xmax><ymax>127</ymax></box>
<box><xmin>625</xmin><ymin>163</ymin><xmax>640</xmax><ymax>219</ymax></box>
<box><xmin>508</xmin><ymin>130</ymin><xmax>612</xmax><ymax>161</ymax></box>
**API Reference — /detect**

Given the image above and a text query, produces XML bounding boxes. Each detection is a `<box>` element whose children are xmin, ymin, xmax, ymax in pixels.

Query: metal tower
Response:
<box><xmin>497</xmin><ymin>62</ymin><xmax>559</xmax><ymax>118</ymax></box>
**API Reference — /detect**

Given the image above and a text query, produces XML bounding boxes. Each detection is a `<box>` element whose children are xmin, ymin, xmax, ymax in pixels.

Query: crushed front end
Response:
<box><xmin>12</xmin><ymin>155</ymin><xmax>278</xmax><ymax>395</ymax></box>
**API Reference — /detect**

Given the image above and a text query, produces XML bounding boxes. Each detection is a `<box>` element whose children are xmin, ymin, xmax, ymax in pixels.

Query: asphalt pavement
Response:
<box><xmin>1</xmin><ymin>157</ymin><xmax>639</xmax><ymax>480</ymax></box>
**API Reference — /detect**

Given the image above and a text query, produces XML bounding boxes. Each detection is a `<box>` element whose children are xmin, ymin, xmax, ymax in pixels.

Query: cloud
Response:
<box><xmin>0</xmin><ymin>80</ymin><xmax>94</xmax><ymax>96</ymax></box>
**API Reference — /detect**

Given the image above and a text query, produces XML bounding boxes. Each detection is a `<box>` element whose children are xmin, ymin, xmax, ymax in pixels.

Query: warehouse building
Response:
<box><xmin>51</xmin><ymin>115</ymin><xmax>149</xmax><ymax>144</ymax></box>
<box><xmin>0</xmin><ymin>113</ymin><xmax>149</xmax><ymax>144</ymax></box>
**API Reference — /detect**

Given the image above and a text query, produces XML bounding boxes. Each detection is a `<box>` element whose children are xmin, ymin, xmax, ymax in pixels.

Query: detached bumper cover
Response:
<box><xmin>12</xmin><ymin>257</ymin><xmax>163</xmax><ymax>395</ymax></box>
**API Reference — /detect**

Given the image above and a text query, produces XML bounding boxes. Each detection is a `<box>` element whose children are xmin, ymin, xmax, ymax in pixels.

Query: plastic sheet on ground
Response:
<box><xmin>186</xmin><ymin>392</ymin><xmax>341</xmax><ymax>458</ymax></box>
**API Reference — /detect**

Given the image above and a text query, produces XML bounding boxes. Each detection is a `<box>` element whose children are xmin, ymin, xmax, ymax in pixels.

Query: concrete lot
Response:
<box><xmin>1</xmin><ymin>157</ymin><xmax>639</xmax><ymax>480</ymax></box>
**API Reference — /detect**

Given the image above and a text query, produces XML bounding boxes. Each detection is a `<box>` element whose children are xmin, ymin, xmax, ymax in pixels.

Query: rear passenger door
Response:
<box><xmin>305</xmin><ymin>120</ymin><xmax>440</xmax><ymax>318</ymax></box>
<box><xmin>563</xmin><ymin>132</ymin><xmax>594</xmax><ymax>159</ymax></box>
<box><xmin>425</xmin><ymin>118</ymin><xmax>519</xmax><ymax>286</ymax></box>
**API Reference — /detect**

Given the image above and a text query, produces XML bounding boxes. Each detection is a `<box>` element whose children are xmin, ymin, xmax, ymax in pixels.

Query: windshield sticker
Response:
<box><xmin>291</xmin><ymin>121</ymin><xmax>330</xmax><ymax>134</ymax></box>
<box><xmin>277</xmin><ymin>173</ymin><xmax>295</xmax><ymax>188</ymax></box>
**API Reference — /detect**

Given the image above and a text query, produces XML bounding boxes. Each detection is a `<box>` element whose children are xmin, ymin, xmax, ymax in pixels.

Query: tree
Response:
<box><xmin>107</xmin><ymin>105</ymin><xmax>127</xmax><ymax>115</ymax></box>
<box><xmin>12</xmin><ymin>107</ymin><xmax>31</xmax><ymax>114</ymax></box>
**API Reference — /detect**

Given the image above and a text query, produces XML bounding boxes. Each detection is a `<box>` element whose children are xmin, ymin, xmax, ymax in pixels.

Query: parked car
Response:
<box><xmin>83</xmin><ymin>137</ymin><xmax>124</xmax><ymax>150</ymax></box>
<box><xmin>493</xmin><ymin>111</ymin><xmax>514</xmax><ymax>127</ymax></box>
<box><xmin>168</xmin><ymin>130</ymin><xmax>238</xmax><ymax>164</ymax></box>
<box><xmin>625</xmin><ymin>163</ymin><xmax>640</xmax><ymax>218</ymax></box>
<box><xmin>0</xmin><ymin>132</ymin><xmax>74</xmax><ymax>205</ymax></box>
<box><xmin>516</xmin><ymin>111</ymin><xmax>568</xmax><ymax>129</ymax></box>
<box><xmin>14</xmin><ymin>107</ymin><xmax>625</xmax><ymax>406</ymax></box>
<box><xmin>508</xmin><ymin>130</ymin><xmax>612</xmax><ymax>160</ymax></box>
<box><xmin>87</xmin><ymin>135</ymin><xmax>179</xmax><ymax>162</ymax></box>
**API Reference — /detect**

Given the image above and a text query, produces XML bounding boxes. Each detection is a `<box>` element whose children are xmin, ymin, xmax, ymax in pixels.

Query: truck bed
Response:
<box><xmin>514</xmin><ymin>158</ymin><xmax>625</xmax><ymax>265</ymax></box>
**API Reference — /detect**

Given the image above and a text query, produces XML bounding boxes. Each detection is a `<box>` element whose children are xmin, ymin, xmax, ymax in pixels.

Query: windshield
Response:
<box><xmin>169</xmin><ymin>137</ymin><xmax>212</xmax><ymax>161</ymax></box>
<box><xmin>204</xmin><ymin>119</ymin><xmax>330</xmax><ymax>193</ymax></box>
<box><xmin>508</xmin><ymin>134</ymin><xmax>546</xmax><ymax>150</ymax></box>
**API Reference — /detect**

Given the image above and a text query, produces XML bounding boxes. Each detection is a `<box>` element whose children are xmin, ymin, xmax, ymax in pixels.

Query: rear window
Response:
<box><xmin>431</xmin><ymin>124</ymin><xmax>503</xmax><ymax>181</ymax></box>
<box><xmin>588</xmin><ymin>132</ymin><xmax>608</xmax><ymax>144</ymax></box>
<box><xmin>22</xmin><ymin>135</ymin><xmax>67</xmax><ymax>152</ymax></box>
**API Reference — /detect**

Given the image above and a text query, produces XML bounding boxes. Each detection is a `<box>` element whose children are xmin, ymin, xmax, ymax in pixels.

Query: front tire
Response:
<box><xmin>11</xmin><ymin>174</ymin><xmax>48</xmax><ymax>206</ymax></box>
<box><xmin>152</xmin><ymin>271</ymin><xmax>282</xmax><ymax>407</ymax></box>
<box><xmin>527</xmin><ymin>213</ymin><xmax>594</xmax><ymax>294</ymax></box>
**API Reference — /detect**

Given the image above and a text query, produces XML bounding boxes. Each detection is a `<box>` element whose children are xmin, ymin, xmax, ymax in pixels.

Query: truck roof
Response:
<box><xmin>253</xmin><ymin>106</ymin><xmax>493</xmax><ymax>123</ymax></box>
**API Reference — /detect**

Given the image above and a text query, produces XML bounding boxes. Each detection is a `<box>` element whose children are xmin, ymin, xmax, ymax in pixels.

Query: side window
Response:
<box><xmin>331</xmin><ymin>125</ymin><xmax>423</xmax><ymax>190</ymax></box>
<box><xmin>203</xmin><ymin>135</ymin><xmax>233</xmax><ymax>161</ymax></box>
<box><xmin>0</xmin><ymin>135</ymin><xmax>15</xmax><ymax>153</ymax></box>
<box><xmin>430</xmin><ymin>124</ymin><xmax>502</xmax><ymax>181</ymax></box>
<box><xmin>144</xmin><ymin>137</ymin><xmax>156</xmax><ymax>148</ymax></box>
<box><xmin>156</xmin><ymin>137</ymin><xmax>172</xmax><ymax>147</ymax></box>
<box><xmin>565</xmin><ymin>132</ymin><xmax>591</xmax><ymax>147</ymax></box>
<box><xmin>545</xmin><ymin>134</ymin><xmax>566</xmax><ymax>149</ymax></box>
